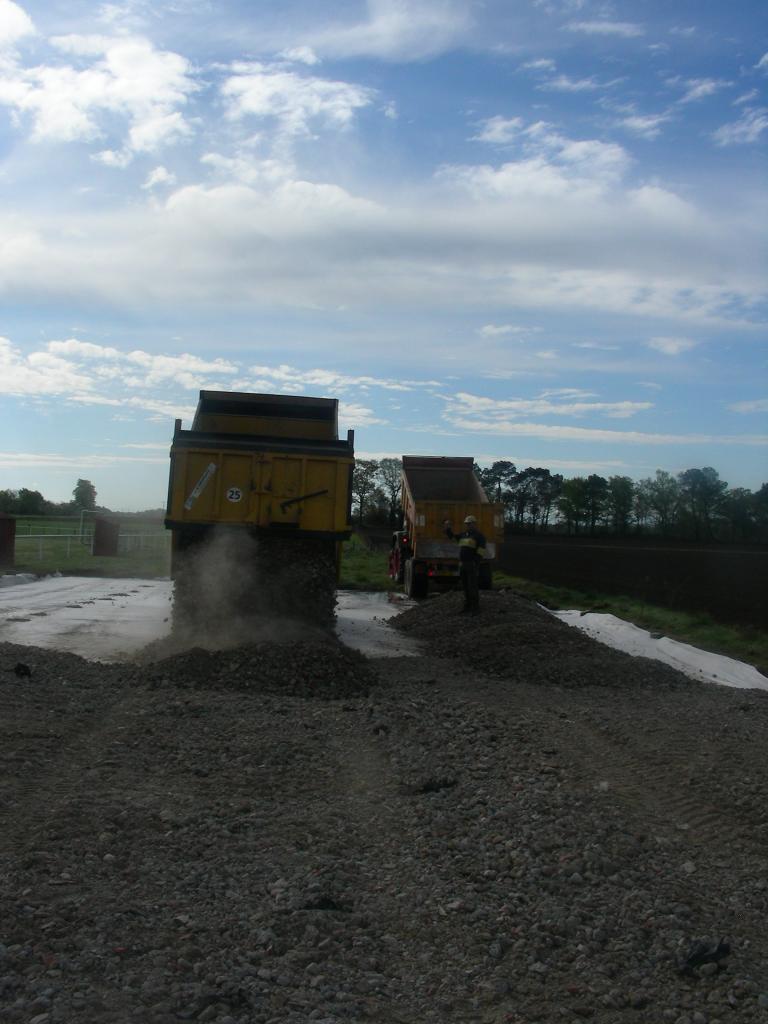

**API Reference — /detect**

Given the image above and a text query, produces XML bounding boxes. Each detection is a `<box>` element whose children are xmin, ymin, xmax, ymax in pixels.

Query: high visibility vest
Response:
<box><xmin>458</xmin><ymin>533</ymin><xmax>486</xmax><ymax>558</ymax></box>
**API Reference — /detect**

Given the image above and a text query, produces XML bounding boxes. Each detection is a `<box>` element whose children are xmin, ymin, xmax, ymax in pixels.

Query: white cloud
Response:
<box><xmin>246</xmin><ymin>363</ymin><xmax>439</xmax><ymax>394</ymax></box>
<box><xmin>142</xmin><ymin>165</ymin><xmax>177</xmax><ymax>190</ymax></box>
<box><xmin>729</xmin><ymin>398</ymin><xmax>768</xmax><ymax>414</ymax></box>
<box><xmin>478</xmin><ymin>324</ymin><xmax>533</xmax><ymax>337</ymax></box>
<box><xmin>540</xmin><ymin>388</ymin><xmax>598</xmax><ymax>399</ymax></box>
<box><xmin>473</xmin><ymin>116</ymin><xmax>523</xmax><ymax>145</ymax></box>
<box><xmin>445</xmin><ymin>413</ymin><xmax>767</xmax><ymax>447</ymax></box>
<box><xmin>0</xmin><ymin>336</ymin><xmax>94</xmax><ymax>396</ymax></box>
<box><xmin>0</xmin><ymin>0</ymin><xmax>34</xmax><ymax>49</ymax></box>
<box><xmin>713</xmin><ymin>108</ymin><xmax>768</xmax><ymax>146</ymax></box>
<box><xmin>573</xmin><ymin>342</ymin><xmax>620</xmax><ymax>351</ymax></box>
<box><xmin>201</xmin><ymin>150</ymin><xmax>295</xmax><ymax>188</ymax></box>
<box><xmin>95</xmin><ymin>148</ymin><xmax>133</xmax><ymax>169</ymax></box>
<box><xmin>675</xmin><ymin>78</ymin><xmax>731</xmax><ymax>104</ymax></box>
<box><xmin>566</xmin><ymin>21</ymin><xmax>644</xmax><ymax>37</ymax></box>
<box><xmin>0</xmin><ymin>34</ymin><xmax>197</xmax><ymax>163</ymax></box>
<box><xmin>122</xmin><ymin>442</ymin><xmax>169</xmax><ymax>450</ymax></box>
<box><xmin>1</xmin><ymin>334</ymin><xmax>241</xmax><ymax>425</ymax></box>
<box><xmin>756</xmin><ymin>53</ymin><xmax>768</xmax><ymax>72</ymax></box>
<box><xmin>0</xmin><ymin>450</ymin><xmax>167</xmax><ymax>468</ymax></box>
<box><xmin>620</xmin><ymin>112</ymin><xmax>672</xmax><ymax>139</ymax></box>
<box><xmin>304</xmin><ymin>0</ymin><xmax>473</xmax><ymax>61</ymax></box>
<box><xmin>474</xmin><ymin>452</ymin><xmax>632</xmax><ymax>473</ymax></box>
<box><xmin>45</xmin><ymin>339</ymin><xmax>239</xmax><ymax>390</ymax></box>
<box><xmin>338</xmin><ymin>402</ymin><xmax>386</xmax><ymax>428</ymax></box>
<box><xmin>278</xmin><ymin>45</ymin><xmax>320</xmax><ymax>66</ymax></box>
<box><xmin>444</xmin><ymin>391</ymin><xmax>653</xmax><ymax>420</ymax></box>
<box><xmin>444</xmin><ymin>123</ymin><xmax>630</xmax><ymax>199</ymax></box>
<box><xmin>540</xmin><ymin>74</ymin><xmax>603</xmax><ymax>93</ymax></box>
<box><xmin>0</xmin><ymin>130</ymin><xmax>761</xmax><ymax>329</ymax></box>
<box><xmin>521</xmin><ymin>58</ymin><xmax>555</xmax><ymax>70</ymax></box>
<box><xmin>221</xmin><ymin>62</ymin><xmax>374</xmax><ymax>137</ymax></box>
<box><xmin>647</xmin><ymin>336</ymin><xmax>696</xmax><ymax>356</ymax></box>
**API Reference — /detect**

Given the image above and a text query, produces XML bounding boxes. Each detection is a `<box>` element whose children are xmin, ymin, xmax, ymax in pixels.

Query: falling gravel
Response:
<box><xmin>2</xmin><ymin>588</ymin><xmax>768</xmax><ymax>1024</ymax></box>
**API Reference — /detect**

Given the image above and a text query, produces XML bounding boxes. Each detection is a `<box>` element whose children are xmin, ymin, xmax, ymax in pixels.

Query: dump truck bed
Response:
<box><xmin>391</xmin><ymin>456</ymin><xmax>504</xmax><ymax>597</ymax></box>
<box><xmin>401</xmin><ymin>456</ymin><xmax>488</xmax><ymax>502</ymax></box>
<box><xmin>165</xmin><ymin>391</ymin><xmax>354</xmax><ymax>538</ymax></box>
<box><xmin>165</xmin><ymin>391</ymin><xmax>354</xmax><ymax>632</ymax></box>
<box><xmin>401</xmin><ymin>456</ymin><xmax>503</xmax><ymax>558</ymax></box>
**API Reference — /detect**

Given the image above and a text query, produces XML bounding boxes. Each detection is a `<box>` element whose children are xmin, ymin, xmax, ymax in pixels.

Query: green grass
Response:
<box><xmin>11</xmin><ymin>531</ymin><xmax>378</xmax><ymax>584</ymax></box>
<box><xmin>11</xmin><ymin>534</ymin><xmax>171</xmax><ymax>578</ymax></box>
<box><xmin>13</xmin><ymin>516</ymin><xmax>84</xmax><ymax>535</ymax></box>
<box><xmin>494</xmin><ymin>571</ymin><xmax>768</xmax><ymax>674</ymax></box>
<box><xmin>339</xmin><ymin>534</ymin><xmax>397</xmax><ymax>591</ymax></box>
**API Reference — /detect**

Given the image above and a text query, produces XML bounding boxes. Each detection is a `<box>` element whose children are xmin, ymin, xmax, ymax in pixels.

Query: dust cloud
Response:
<box><xmin>151</xmin><ymin>527</ymin><xmax>337</xmax><ymax>659</ymax></box>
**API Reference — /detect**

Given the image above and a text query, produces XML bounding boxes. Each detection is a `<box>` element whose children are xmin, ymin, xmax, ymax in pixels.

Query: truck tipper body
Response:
<box><xmin>165</xmin><ymin>390</ymin><xmax>354</xmax><ymax>629</ymax></box>
<box><xmin>389</xmin><ymin>456</ymin><xmax>504</xmax><ymax>598</ymax></box>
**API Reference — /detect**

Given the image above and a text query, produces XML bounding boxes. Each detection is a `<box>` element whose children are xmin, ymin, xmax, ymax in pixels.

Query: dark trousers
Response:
<box><xmin>460</xmin><ymin>560</ymin><xmax>479</xmax><ymax>611</ymax></box>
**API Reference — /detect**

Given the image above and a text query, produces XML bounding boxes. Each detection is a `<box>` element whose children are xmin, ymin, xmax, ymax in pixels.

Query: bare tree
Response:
<box><xmin>352</xmin><ymin>459</ymin><xmax>380</xmax><ymax>524</ymax></box>
<box><xmin>377</xmin><ymin>457</ymin><xmax>403</xmax><ymax>525</ymax></box>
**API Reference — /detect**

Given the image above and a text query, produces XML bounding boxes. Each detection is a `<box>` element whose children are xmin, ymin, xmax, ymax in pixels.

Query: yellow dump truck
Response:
<box><xmin>388</xmin><ymin>456</ymin><xmax>504</xmax><ymax>598</ymax></box>
<box><xmin>165</xmin><ymin>390</ymin><xmax>354</xmax><ymax>630</ymax></box>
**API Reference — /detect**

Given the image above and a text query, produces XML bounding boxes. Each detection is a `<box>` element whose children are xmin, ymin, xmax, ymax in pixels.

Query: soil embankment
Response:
<box><xmin>1</xmin><ymin>590</ymin><xmax>768</xmax><ymax>1023</ymax></box>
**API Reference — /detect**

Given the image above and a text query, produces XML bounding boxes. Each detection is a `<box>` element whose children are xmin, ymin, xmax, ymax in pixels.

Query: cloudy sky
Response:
<box><xmin>1</xmin><ymin>0</ymin><xmax>766</xmax><ymax>511</ymax></box>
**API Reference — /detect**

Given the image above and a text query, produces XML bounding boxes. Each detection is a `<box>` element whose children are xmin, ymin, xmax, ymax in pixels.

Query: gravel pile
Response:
<box><xmin>2</xmin><ymin>591</ymin><xmax>768</xmax><ymax>1024</ymax></box>
<box><xmin>392</xmin><ymin>588</ymin><xmax>693</xmax><ymax>690</ymax></box>
<box><xmin>141</xmin><ymin>634</ymin><xmax>377</xmax><ymax>700</ymax></box>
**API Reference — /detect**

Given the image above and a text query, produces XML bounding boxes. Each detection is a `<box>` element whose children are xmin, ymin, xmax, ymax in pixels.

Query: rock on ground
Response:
<box><xmin>1</xmin><ymin>588</ymin><xmax>767</xmax><ymax>1024</ymax></box>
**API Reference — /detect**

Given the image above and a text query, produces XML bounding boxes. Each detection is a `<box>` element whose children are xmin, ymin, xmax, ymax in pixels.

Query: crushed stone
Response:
<box><xmin>1</xmin><ymin>589</ymin><xmax>768</xmax><ymax>1023</ymax></box>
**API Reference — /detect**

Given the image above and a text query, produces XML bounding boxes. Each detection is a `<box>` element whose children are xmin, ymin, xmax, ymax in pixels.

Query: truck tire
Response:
<box><xmin>404</xmin><ymin>558</ymin><xmax>428</xmax><ymax>599</ymax></box>
<box><xmin>478</xmin><ymin>562</ymin><xmax>493</xmax><ymax>590</ymax></box>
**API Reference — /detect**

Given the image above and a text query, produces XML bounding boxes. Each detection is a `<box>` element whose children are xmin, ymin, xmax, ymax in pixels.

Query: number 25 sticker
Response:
<box><xmin>226</xmin><ymin>487</ymin><xmax>243</xmax><ymax>503</ymax></box>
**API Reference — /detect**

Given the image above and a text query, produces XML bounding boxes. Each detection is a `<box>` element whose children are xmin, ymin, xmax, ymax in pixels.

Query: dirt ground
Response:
<box><xmin>1</xmin><ymin>589</ymin><xmax>768</xmax><ymax>1024</ymax></box>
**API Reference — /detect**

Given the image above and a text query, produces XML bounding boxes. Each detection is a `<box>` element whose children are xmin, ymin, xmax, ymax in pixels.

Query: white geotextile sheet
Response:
<box><xmin>552</xmin><ymin>609</ymin><xmax>768</xmax><ymax>692</ymax></box>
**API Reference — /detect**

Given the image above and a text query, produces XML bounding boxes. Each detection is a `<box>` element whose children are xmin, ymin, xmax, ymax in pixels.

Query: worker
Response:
<box><xmin>444</xmin><ymin>514</ymin><xmax>486</xmax><ymax>613</ymax></box>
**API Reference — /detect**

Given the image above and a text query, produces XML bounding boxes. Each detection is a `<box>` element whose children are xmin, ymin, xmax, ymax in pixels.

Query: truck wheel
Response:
<box><xmin>404</xmin><ymin>558</ymin><xmax>428</xmax><ymax>599</ymax></box>
<box><xmin>478</xmin><ymin>562</ymin><xmax>493</xmax><ymax>590</ymax></box>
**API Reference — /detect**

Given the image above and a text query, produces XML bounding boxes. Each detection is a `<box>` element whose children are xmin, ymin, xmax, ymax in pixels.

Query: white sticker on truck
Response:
<box><xmin>226</xmin><ymin>487</ymin><xmax>243</xmax><ymax>503</ymax></box>
<box><xmin>184</xmin><ymin>462</ymin><xmax>217</xmax><ymax>510</ymax></box>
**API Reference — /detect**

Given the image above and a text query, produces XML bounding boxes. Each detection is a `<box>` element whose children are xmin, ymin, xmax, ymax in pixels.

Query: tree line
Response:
<box><xmin>0</xmin><ymin>479</ymin><xmax>99</xmax><ymax>516</ymax></box>
<box><xmin>5</xmin><ymin>466</ymin><xmax>765</xmax><ymax>542</ymax></box>
<box><xmin>353</xmin><ymin>458</ymin><xmax>768</xmax><ymax>543</ymax></box>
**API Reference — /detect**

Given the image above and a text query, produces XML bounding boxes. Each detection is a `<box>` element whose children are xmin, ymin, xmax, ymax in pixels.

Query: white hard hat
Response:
<box><xmin>464</xmin><ymin>515</ymin><xmax>477</xmax><ymax>524</ymax></box>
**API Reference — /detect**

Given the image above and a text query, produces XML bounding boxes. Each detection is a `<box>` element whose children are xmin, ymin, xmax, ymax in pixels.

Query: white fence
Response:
<box><xmin>15</xmin><ymin>532</ymin><xmax>170</xmax><ymax>561</ymax></box>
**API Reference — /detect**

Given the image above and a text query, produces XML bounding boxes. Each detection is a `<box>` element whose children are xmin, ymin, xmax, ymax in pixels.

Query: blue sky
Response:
<box><xmin>1</xmin><ymin>0</ymin><xmax>766</xmax><ymax>511</ymax></box>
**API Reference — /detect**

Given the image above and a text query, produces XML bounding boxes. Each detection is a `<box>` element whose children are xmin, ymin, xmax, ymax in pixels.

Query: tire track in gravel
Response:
<box><xmin>549</xmin><ymin>687</ymin><xmax>768</xmax><ymax>853</ymax></box>
<box><xmin>0</xmin><ymin>683</ymin><xmax>158</xmax><ymax>856</ymax></box>
<box><xmin>433</xmin><ymin>667</ymin><xmax>767</xmax><ymax>854</ymax></box>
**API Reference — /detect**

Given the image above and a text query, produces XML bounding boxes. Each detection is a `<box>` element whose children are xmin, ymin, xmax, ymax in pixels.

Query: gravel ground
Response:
<box><xmin>2</xmin><ymin>589</ymin><xmax>768</xmax><ymax>1024</ymax></box>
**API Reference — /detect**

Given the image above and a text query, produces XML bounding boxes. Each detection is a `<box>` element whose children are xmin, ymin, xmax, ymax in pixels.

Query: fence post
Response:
<box><xmin>0</xmin><ymin>514</ymin><xmax>15</xmax><ymax>568</ymax></box>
